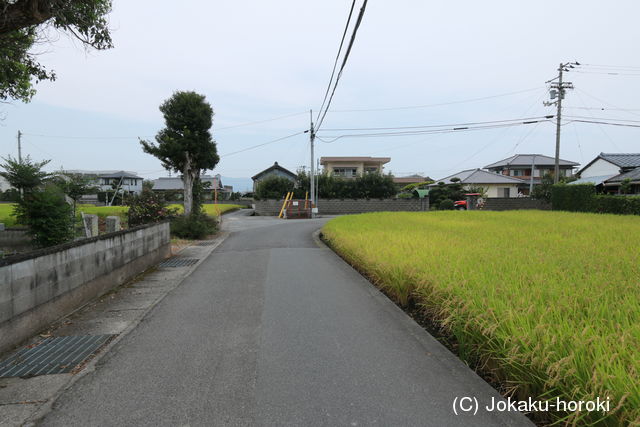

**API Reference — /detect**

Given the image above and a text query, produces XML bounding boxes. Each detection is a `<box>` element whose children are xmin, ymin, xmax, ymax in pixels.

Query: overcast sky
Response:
<box><xmin>1</xmin><ymin>0</ymin><xmax>639</xmax><ymax>190</ymax></box>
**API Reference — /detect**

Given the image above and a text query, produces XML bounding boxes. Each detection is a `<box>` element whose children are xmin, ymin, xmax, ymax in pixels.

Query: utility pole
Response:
<box><xmin>17</xmin><ymin>130</ymin><xmax>22</xmax><ymax>163</ymax></box>
<box><xmin>309</xmin><ymin>110</ymin><xmax>316</xmax><ymax>218</ymax></box>
<box><xmin>545</xmin><ymin>62</ymin><xmax>577</xmax><ymax>183</ymax></box>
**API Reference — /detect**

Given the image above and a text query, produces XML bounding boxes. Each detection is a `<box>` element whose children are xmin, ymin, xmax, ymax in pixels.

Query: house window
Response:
<box><xmin>333</xmin><ymin>167</ymin><xmax>357</xmax><ymax>178</ymax></box>
<box><xmin>513</xmin><ymin>170</ymin><xmax>523</xmax><ymax>176</ymax></box>
<box><xmin>364</xmin><ymin>167</ymin><xmax>378</xmax><ymax>174</ymax></box>
<box><xmin>501</xmin><ymin>188</ymin><xmax>511</xmax><ymax>198</ymax></box>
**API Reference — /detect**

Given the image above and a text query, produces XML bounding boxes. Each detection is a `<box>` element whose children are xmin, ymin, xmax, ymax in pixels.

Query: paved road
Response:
<box><xmin>42</xmin><ymin>210</ymin><xmax>532</xmax><ymax>426</ymax></box>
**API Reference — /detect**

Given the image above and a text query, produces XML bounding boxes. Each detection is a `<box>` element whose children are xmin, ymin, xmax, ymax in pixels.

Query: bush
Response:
<box><xmin>255</xmin><ymin>176</ymin><xmax>295</xmax><ymax>200</ymax></box>
<box><xmin>551</xmin><ymin>184</ymin><xmax>640</xmax><ymax>215</ymax></box>
<box><xmin>397</xmin><ymin>192</ymin><xmax>413</xmax><ymax>199</ymax></box>
<box><xmin>592</xmin><ymin>195</ymin><xmax>640</xmax><ymax>215</ymax></box>
<box><xmin>170</xmin><ymin>212</ymin><xmax>218</xmax><ymax>239</ymax></box>
<box><xmin>14</xmin><ymin>185</ymin><xmax>74</xmax><ymax>247</ymax></box>
<box><xmin>438</xmin><ymin>199</ymin><xmax>455</xmax><ymax>210</ymax></box>
<box><xmin>551</xmin><ymin>184</ymin><xmax>596</xmax><ymax>212</ymax></box>
<box><xmin>127</xmin><ymin>190</ymin><xmax>177</xmax><ymax>227</ymax></box>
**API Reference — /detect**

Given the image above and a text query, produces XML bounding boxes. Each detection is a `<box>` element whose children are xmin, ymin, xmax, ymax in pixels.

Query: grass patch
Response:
<box><xmin>0</xmin><ymin>203</ymin><xmax>242</xmax><ymax>228</ymax></box>
<box><xmin>0</xmin><ymin>204</ymin><xmax>18</xmax><ymax>226</ymax></box>
<box><xmin>322</xmin><ymin>210</ymin><xmax>640</xmax><ymax>425</ymax></box>
<box><xmin>168</xmin><ymin>203</ymin><xmax>243</xmax><ymax>216</ymax></box>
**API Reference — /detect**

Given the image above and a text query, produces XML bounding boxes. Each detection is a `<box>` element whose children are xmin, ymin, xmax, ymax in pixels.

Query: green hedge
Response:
<box><xmin>551</xmin><ymin>184</ymin><xmax>595</xmax><ymax>212</ymax></box>
<box><xmin>592</xmin><ymin>195</ymin><xmax>640</xmax><ymax>215</ymax></box>
<box><xmin>551</xmin><ymin>183</ymin><xmax>640</xmax><ymax>215</ymax></box>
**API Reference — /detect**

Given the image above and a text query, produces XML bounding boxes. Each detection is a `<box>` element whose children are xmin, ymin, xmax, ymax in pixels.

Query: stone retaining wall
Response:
<box><xmin>254</xmin><ymin>199</ymin><xmax>428</xmax><ymax>216</ymax></box>
<box><xmin>0</xmin><ymin>221</ymin><xmax>170</xmax><ymax>354</ymax></box>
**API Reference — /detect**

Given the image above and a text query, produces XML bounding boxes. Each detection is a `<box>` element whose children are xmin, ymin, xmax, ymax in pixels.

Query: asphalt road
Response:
<box><xmin>42</xmin><ymin>210</ymin><xmax>533</xmax><ymax>426</ymax></box>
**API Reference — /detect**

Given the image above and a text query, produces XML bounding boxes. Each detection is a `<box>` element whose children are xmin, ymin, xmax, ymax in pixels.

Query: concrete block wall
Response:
<box><xmin>0</xmin><ymin>228</ymin><xmax>32</xmax><ymax>253</ymax></box>
<box><xmin>482</xmin><ymin>198</ymin><xmax>551</xmax><ymax>211</ymax></box>
<box><xmin>0</xmin><ymin>222</ymin><xmax>170</xmax><ymax>354</ymax></box>
<box><xmin>253</xmin><ymin>199</ymin><xmax>427</xmax><ymax>216</ymax></box>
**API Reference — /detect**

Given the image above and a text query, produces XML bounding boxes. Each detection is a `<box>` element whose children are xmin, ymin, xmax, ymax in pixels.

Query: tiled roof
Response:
<box><xmin>484</xmin><ymin>154</ymin><xmax>579</xmax><ymax>169</ymax></box>
<box><xmin>151</xmin><ymin>175</ymin><xmax>222</xmax><ymax>190</ymax></box>
<box><xmin>432</xmin><ymin>169</ymin><xmax>524</xmax><ymax>185</ymax></box>
<box><xmin>605</xmin><ymin>167</ymin><xmax>640</xmax><ymax>183</ymax></box>
<box><xmin>251</xmin><ymin>162</ymin><xmax>296</xmax><ymax>180</ymax></box>
<box><xmin>65</xmin><ymin>170</ymin><xmax>142</xmax><ymax>179</ymax></box>
<box><xmin>569</xmin><ymin>175</ymin><xmax>617</xmax><ymax>186</ymax></box>
<box><xmin>599</xmin><ymin>153</ymin><xmax>640</xmax><ymax>169</ymax></box>
<box><xmin>320</xmin><ymin>156</ymin><xmax>391</xmax><ymax>164</ymax></box>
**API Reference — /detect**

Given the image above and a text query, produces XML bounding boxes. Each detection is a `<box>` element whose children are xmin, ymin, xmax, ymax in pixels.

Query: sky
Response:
<box><xmin>1</xmin><ymin>0</ymin><xmax>640</xmax><ymax>191</ymax></box>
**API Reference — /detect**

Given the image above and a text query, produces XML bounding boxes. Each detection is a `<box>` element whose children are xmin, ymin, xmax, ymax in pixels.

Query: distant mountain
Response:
<box><xmin>219</xmin><ymin>176</ymin><xmax>253</xmax><ymax>193</ymax></box>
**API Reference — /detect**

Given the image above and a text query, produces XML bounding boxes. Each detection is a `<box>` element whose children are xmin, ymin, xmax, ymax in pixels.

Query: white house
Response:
<box><xmin>65</xmin><ymin>170</ymin><xmax>144</xmax><ymax>195</ymax></box>
<box><xmin>431</xmin><ymin>169</ymin><xmax>525</xmax><ymax>198</ymax></box>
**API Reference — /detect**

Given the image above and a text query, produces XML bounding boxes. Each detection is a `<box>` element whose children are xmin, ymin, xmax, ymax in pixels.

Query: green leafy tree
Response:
<box><xmin>0</xmin><ymin>155</ymin><xmax>51</xmax><ymax>196</ymax></box>
<box><xmin>0</xmin><ymin>0</ymin><xmax>113</xmax><ymax>102</ymax></box>
<box><xmin>140</xmin><ymin>91</ymin><xmax>219</xmax><ymax>216</ymax></box>
<box><xmin>127</xmin><ymin>188</ymin><xmax>178</xmax><ymax>227</ymax></box>
<box><xmin>531</xmin><ymin>173</ymin><xmax>554</xmax><ymax>202</ymax></box>
<box><xmin>14</xmin><ymin>184</ymin><xmax>73</xmax><ymax>247</ymax></box>
<box><xmin>255</xmin><ymin>176</ymin><xmax>294</xmax><ymax>200</ymax></box>
<box><xmin>620</xmin><ymin>178</ymin><xmax>632</xmax><ymax>195</ymax></box>
<box><xmin>53</xmin><ymin>172</ymin><xmax>98</xmax><ymax>217</ymax></box>
<box><xmin>428</xmin><ymin>179</ymin><xmax>464</xmax><ymax>209</ymax></box>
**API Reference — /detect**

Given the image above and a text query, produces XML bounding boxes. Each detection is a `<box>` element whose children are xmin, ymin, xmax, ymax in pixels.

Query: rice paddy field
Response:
<box><xmin>0</xmin><ymin>203</ymin><xmax>243</xmax><ymax>227</ymax></box>
<box><xmin>322</xmin><ymin>210</ymin><xmax>640</xmax><ymax>426</ymax></box>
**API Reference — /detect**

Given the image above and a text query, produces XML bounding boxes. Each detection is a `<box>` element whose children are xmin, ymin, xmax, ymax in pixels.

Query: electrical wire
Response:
<box><xmin>326</xmin><ymin>87</ymin><xmax>545</xmax><ymax>113</ymax></box>
<box><xmin>318</xmin><ymin>115</ymin><xmax>554</xmax><ymax>132</ymax></box>
<box><xmin>317</xmin><ymin>119</ymin><xmax>552</xmax><ymax>143</ymax></box>
<box><xmin>315</xmin><ymin>0</ymin><xmax>357</xmax><ymax>124</ymax></box>
<box><xmin>315</xmin><ymin>0</ymin><xmax>369</xmax><ymax>132</ymax></box>
<box><xmin>216</xmin><ymin>111</ymin><xmax>307</xmax><ymax>131</ymax></box>
<box><xmin>219</xmin><ymin>131</ymin><xmax>305</xmax><ymax>158</ymax></box>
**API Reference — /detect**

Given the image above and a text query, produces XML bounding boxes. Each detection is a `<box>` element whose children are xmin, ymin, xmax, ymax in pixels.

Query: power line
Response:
<box><xmin>567</xmin><ymin>119</ymin><xmax>640</xmax><ymax>129</ymax></box>
<box><xmin>317</xmin><ymin>119</ymin><xmax>552</xmax><ymax>143</ymax></box>
<box><xmin>216</xmin><ymin>111</ymin><xmax>307</xmax><ymax>131</ymax></box>
<box><xmin>317</xmin><ymin>115</ymin><xmax>554</xmax><ymax>132</ymax></box>
<box><xmin>326</xmin><ymin>87</ymin><xmax>545</xmax><ymax>113</ymax></box>
<box><xmin>315</xmin><ymin>0</ymin><xmax>369</xmax><ymax>132</ymax></box>
<box><xmin>219</xmin><ymin>131</ymin><xmax>304</xmax><ymax>158</ymax></box>
<box><xmin>21</xmin><ymin>132</ymin><xmax>153</xmax><ymax>140</ymax></box>
<box><xmin>315</xmin><ymin>0</ymin><xmax>357</xmax><ymax>124</ymax></box>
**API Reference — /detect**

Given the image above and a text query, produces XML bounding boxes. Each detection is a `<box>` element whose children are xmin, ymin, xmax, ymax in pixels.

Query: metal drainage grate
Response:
<box><xmin>0</xmin><ymin>335</ymin><xmax>115</xmax><ymax>378</ymax></box>
<box><xmin>195</xmin><ymin>240</ymin><xmax>217</xmax><ymax>246</ymax></box>
<box><xmin>158</xmin><ymin>257</ymin><xmax>199</xmax><ymax>268</ymax></box>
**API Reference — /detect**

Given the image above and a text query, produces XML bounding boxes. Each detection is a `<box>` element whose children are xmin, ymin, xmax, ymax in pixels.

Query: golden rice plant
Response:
<box><xmin>322</xmin><ymin>210</ymin><xmax>640</xmax><ymax>426</ymax></box>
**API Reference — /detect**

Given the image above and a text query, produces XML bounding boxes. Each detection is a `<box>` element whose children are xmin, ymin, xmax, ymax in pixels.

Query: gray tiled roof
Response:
<box><xmin>432</xmin><ymin>169</ymin><xmax>524</xmax><ymax>185</ymax></box>
<box><xmin>605</xmin><ymin>167</ymin><xmax>640</xmax><ymax>183</ymax></box>
<box><xmin>65</xmin><ymin>170</ymin><xmax>142</xmax><ymax>179</ymax></box>
<box><xmin>599</xmin><ymin>153</ymin><xmax>640</xmax><ymax>169</ymax></box>
<box><xmin>484</xmin><ymin>154</ymin><xmax>579</xmax><ymax>169</ymax></box>
<box><xmin>151</xmin><ymin>175</ymin><xmax>222</xmax><ymax>190</ymax></box>
<box><xmin>251</xmin><ymin>162</ymin><xmax>296</xmax><ymax>180</ymax></box>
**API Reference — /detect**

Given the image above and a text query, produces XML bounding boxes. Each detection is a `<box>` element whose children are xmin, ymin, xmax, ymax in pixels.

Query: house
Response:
<box><xmin>392</xmin><ymin>174</ymin><xmax>433</xmax><ymax>187</ymax></box>
<box><xmin>320</xmin><ymin>156</ymin><xmax>390</xmax><ymax>179</ymax></box>
<box><xmin>603</xmin><ymin>168</ymin><xmax>640</xmax><ymax>194</ymax></box>
<box><xmin>484</xmin><ymin>154</ymin><xmax>579</xmax><ymax>194</ymax></box>
<box><xmin>572</xmin><ymin>153</ymin><xmax>640</xmax><ymax>192</ymax></box>
<box><xmin>0</xmin><ymin>176</ymin><xmax>11</xmax><ymax>193</ymax></box>
<box><xmin>151</xmin><ymin>174</ymin><xmax>226</xmax><ymax>200</ymax></box>
<box><xmin>66</xmin><ymin>170</ymin><xmax>144</xmax><ymax>196</ymax></box>
<box><xmin>251</xmin><ymin>162</ymin><xmax>297</xmax><ymax>192</ymax></box>
<box><xmin>431</xmin><ymin>168</ymin><xmax>525</xmax><ymax>198</ymax></box>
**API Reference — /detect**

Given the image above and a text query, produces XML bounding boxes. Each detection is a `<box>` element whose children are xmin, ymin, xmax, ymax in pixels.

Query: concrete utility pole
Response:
<box><xmin>17</xmin><ymin>130</ymin><xmax>22</xmax><ymax>163</ymax></box>
<box><xmin>545</xmin><ymin>62</ymin><xmax>577</xmax><ymax>183</ymax></box>
<box><xmin>309</xmin><ymin>110</ymin><xmax>316</xmax><ymax>218</ymax></box>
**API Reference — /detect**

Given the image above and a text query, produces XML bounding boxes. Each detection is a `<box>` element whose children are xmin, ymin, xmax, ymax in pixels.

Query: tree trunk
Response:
<box><xmin>183</xmin><ymin>153</ymin><xmax>194</xmax><ymax>216</ymax></box>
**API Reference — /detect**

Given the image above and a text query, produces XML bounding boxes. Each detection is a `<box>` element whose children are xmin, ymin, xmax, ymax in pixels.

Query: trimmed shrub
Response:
<box><xmin>592</xmin><ymin>195</ymin><xmax>640</xmax><ymax>215</ymax></box>
<box><xmin>255</xmin><ymin>176</ymin><xmax>295</xmax><ymax>200</ymax></box>
<box><xmin>14</xmin><ymin>185</ymin><xmax>74</xmax><ymax>247</ymax></box>
<box><xmin>438</xmin><ymin>199</ymin><xmax>455</xmax><ymax>210</ymax></box>
<box><xmin>551</xmin><ymin>184</ymin><xmax>596</xmax><ymax>212</ymax></box>
<box><xmin>170</xmin><ymin>212</ymin><xmax>218</xmax><ymax>239</ymax></box>
<box><xmin>127</xmin><ymin>190</ymin><xmax>177</xmax><ymax>227</ymax></box>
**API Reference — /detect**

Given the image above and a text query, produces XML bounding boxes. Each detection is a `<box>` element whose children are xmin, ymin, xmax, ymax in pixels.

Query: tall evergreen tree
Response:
<box><xmin>140</xmin><ymin>91</ymin><xmax>219</xmax><ymax>216</ymax></box>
